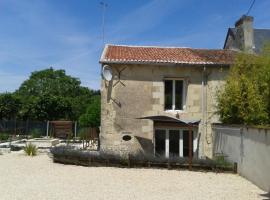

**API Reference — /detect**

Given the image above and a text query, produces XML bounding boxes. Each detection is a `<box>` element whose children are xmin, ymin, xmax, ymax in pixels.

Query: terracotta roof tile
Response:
<box><xmin>100</xmin><ymin>45</ymin><xmax>236</xmax><ymax>65</ymax></box>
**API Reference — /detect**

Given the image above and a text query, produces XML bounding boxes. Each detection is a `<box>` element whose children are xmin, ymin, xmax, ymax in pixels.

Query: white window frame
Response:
<box><xmin>164</xmin><ymin>78</ymin><xmax>186</xmax><ymax>111</ymax></box>
<box><xmin>154</xmin><ymin>128</ymin><xmax>197</xmax><ymax>158</ymax></box>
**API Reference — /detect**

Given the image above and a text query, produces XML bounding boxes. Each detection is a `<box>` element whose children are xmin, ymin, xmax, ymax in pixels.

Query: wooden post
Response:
<box><xmin>46</xmin><ymin>121</ymin><xmax>49</xmax><ymax>138</ymax></box>
<box><xmin>26</xmin><ymin>119</ymin><xmax>29</xmax><ymax>135</ymax></box>
<box><xmin>14</xmin><ymin>118</ymin><xmax>17</xmax><ymax>135</ymax></box>
<box><xmin>233</xmin><ymin>162</ymin><xmax>238</xmax><ymax>174</ymax></box>
<box><xmin>188</xmin><ymin>125</ymin><xmax>192</xmax><ymax>170</ymax></box>
<box><xmin>74</xmin><ymin>121</ymin><xmax>77</xmax><ymax>138</ymax></box>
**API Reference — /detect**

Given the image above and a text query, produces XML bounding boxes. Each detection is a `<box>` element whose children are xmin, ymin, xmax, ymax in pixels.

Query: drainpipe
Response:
<box><xmin>188</xmin><ymin>125</ymin><xmax>192</xmax><ymax>170</ymax></box>
<box><xmin>201</xmin><ymin>65</ymin><xmax>207</xmax><ymax>158</ymax></box>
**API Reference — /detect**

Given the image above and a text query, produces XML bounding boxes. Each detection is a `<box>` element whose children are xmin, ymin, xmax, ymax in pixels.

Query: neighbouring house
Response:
<box><xmin>99</xmin><ymin>15</ymin><xmax>270</xmax><ymax>159</ymax></box>
<box><xmin>224</xmin><ymin>15</ymin><xmax>270</xmax><ymax>53</ymax></box>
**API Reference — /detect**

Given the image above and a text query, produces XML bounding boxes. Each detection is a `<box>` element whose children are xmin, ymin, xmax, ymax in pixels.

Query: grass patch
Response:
<box><xmin>214</xmin><ymin>154</ymin><xmax>233</xmax><ymax>168</ymax></box>
<box><xmin>24</xmin><ymin>143</ymin><xmax>37</xmax><ymax>156</ymax></box>
<box><xmin>0</xmin><ymin>133</ymin><xmax>9</xmax><ymax>141</ymax></box>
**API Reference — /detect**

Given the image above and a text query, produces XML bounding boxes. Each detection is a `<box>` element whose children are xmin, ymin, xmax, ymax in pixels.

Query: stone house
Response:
<box><xmin>99</xmin><ymin>15</ymin><xmax>269</xmax><ymax>159</ymax></box>
<box><xmin>224</xmin><ymin>15</ymin><xmax>270</xmax><ymax>53</ymax></box>
<box><xmin>99</xmin><ymin>45</ymin><xmax>234</xmax><ymax>158</ymax></box>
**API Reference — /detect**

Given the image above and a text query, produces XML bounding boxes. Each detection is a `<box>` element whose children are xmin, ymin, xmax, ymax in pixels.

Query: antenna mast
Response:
<box><xmin>100</xmin><ymin>1</ymin><xmax>108</xmax><ymax>44</ymax></box>
<box><xmin>246</xmin><ymin>0</ymin><xmax>256</xmax><ymax>15</ymax></box>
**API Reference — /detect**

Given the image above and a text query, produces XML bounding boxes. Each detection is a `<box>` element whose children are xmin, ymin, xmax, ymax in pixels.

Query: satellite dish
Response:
<box><xmin>102</xmin><ymin>65</ymin><xmax>113</xmax><ymax>81</ymax></box>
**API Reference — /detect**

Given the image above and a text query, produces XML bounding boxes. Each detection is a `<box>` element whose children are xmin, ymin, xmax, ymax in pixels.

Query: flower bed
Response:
<box><xmin>51</xmin><ymin>146</ymin><xmax>237</xmax><ymax>173</ymax></box>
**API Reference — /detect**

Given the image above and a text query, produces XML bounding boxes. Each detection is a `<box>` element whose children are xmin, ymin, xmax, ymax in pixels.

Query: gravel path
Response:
<box><xmin>0</xmin><ymin>152</ymin><xmax>265</xmax><ymax>200</ymax></box>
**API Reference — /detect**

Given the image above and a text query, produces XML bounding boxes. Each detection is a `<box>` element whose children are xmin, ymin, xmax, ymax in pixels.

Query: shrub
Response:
<box><xmin>217</xmin><ymin>45</ymin><xmax>270</xmax><ymax>125</ymax></box>
<box><xmin>50</xmin><ymin>146</ymin><xmax>234</xmax><ymax>172</ymax></box>
<box><xmin>78</xmin><ymin>128</ymin><xmax>87</xmax><ymax>140</ymax></box>
<box><xmin>0</xmin><ymin>133</ymin><xmax>9</xmax><ymax>141</ymax></box>
<box><xmin>79</xmin><ymin>95</ymin><xmax>100</xmax><ymax>128</ymax></box>
<box><xmin>214</xmin><ymin>154</ymin><xmax>232</xmax><ymax>168</ymax></box>
<box><xmin>24</xmin><ymin>143</ymin><xmax>37</xmax><ymax>156</ymax></box>
<box><xmin>30</xmin><ymin>129</ymin><xmax>41</xmax><ymax>138</ymax></box>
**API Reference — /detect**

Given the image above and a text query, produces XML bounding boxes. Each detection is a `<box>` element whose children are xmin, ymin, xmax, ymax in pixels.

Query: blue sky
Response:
<box><xmin>0</xmin><ymin>0</ymin><xmax>270</xmax><ymax>92</ymax></box>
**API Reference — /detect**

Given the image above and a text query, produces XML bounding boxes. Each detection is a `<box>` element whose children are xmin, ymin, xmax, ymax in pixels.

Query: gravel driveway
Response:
<box><xmin>0</xmin><ymin>152</ymin><xmax>265</xmax><ymax>200</ymax></box>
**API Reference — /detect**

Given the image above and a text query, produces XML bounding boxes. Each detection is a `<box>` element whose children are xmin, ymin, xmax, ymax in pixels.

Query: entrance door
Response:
<box><xmin>169</xmin><ymin>130</ymin><xmax>180</xmax><ymax>158</ymax></box>
<box><xmin>183</xmin><ymin>130</ymin><xmax>193</xmax><ymax>157</ymax></box>
<box><xmin>155</xmin><ymin>129</ymin><xmax>166</xmax><ymax>157</ymax></box>
<box><xmin>155</xmin><ymin>129</ymin><xmax>196</xmax><ymax>158</ymax></box>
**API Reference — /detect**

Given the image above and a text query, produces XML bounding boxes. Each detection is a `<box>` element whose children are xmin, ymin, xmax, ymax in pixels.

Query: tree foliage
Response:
<box><xmin>0</xmin><ymin>68</ymin><xmax>100</xmax><ymax>122</ymax></box>
<box><xmin>14</xmin><ymin>68</ymin><xmax>97</xmax><ymax>121</ymax></box>
<box><xmin>79</xmin><ymin>95</ymin><xmax>101</xmax><ymax>127</ymax></box>
<box><xmin>0</xmin><ymin>93</ymin><xmax>21</xmax><ymax>120</ymax></box>
<box><xmin>217</xmin><ymin>45</ymin><xmax>270</xmax><ymax>125</ymax></box>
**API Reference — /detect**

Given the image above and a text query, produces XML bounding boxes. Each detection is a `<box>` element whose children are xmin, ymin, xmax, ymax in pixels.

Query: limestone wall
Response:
<box><xmin>100</xmin><ymin>64</ymin><xmax>228</xmax><ymax>158</ymax></box>
<box><xmin>213</xmin><ymin>125</ymin><xmax>270</xmax><ymax>192</ymax></box>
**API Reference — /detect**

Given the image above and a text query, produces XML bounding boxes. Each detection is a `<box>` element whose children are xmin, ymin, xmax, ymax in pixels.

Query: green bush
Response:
<box><xmin>79</xmin><ymin>95</ymin><xmax>100</xmax><ymax>128</ymax></box>
<box><xmin>214</xmin><ymin>154</ymin><xmax>232</xmax><ymax>168</ymax></box>
<box><xmin>78</xmin><ymin>128</ymin><xmax>87</xmax><ymax>140</ymax></box>
<box><xmin>24</xmin><ymin>143</ymin><xmax>37</xmax><ymax>156</ymax></box>
<box><xmin>0</xmin><ymin>133</ymin><xmax>9</xmax><ymax>141</ymax></box>
<box><xmin>217</xmin><ymin>45</ymin><xmax>270</xmax><ymax>125</ymax></box>
<box><xmin>30</xmin><ymin>129</ymin><xmax>41</xmax><ymax>138</ymax></box>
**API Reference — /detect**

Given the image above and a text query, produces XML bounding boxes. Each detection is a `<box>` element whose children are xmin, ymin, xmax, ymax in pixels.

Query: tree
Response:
<box><xmin>15</xmin><ymin>68</ymin><xmax>97</xmax><ymax>121</ymax></box>
<box><xmin>18</xmin><ymin>94</ymin><xmax>73</xmax><ymax>121</ymax></box>
<box><xmin>0</xmin><ymin>93</ymin><xmax>21</xmax><ymax>120</ymax></box>
<box><xmin>217</xmin><ymin>44</ymin><xmax>270</xmax><ymax>125</ymax></box>
<box><xmin>79</xmin><ymin>95</ymin><xmax>101</xmax><ymax>127</ymax></box>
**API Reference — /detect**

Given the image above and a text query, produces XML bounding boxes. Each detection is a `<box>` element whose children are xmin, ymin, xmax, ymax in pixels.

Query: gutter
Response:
<box><xmin>99</xmin><ymin>60</ymin><xmax>232</xmax><ymax>67</ymax></box>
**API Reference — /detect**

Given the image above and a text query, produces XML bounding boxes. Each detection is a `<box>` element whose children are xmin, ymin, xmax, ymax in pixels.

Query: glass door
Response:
<box><xmin>169</xmin><ymin>130</ymin><xmax>180</xmax><ymax>158</ymax></box>
<box><xmin>154</xmin><ymin>129</ymin><xmax>166</xmax><ymax>157</ymax></box>
<box><xmin>155</xmin><ymin>129</ymin><xmax>196</xmax><ymax>158</ymax></box>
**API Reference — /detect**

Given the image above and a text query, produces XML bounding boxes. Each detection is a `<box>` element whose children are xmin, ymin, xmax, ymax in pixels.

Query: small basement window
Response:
<box><xmin>164</xmin><ymin>79</ymin><xmax>186</xmax><ymax>110</ymax></box>
<box><xmin>122</xmin><ymin>135</ymin><xmax>132</xmax><ymax>141</ymax></box>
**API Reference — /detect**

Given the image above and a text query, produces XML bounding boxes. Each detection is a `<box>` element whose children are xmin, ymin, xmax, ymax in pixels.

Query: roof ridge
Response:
<box><xmin>253</xmin><ymin>28</ymin><xmax>270</xmax><ymax>31</ymax></box>
<box><xmin>105</xmin><ymin>44</ymin><xmax>231</xmax><ymax>51</ymax></box>
<box><xmin>100</xmin><ymin>44</ymin><xmax>236</xmax><ymax>65</ymax></box>
<box><xmin>106</xmin><ymin>44</ymin><xmax>192</xmax><ymax>49</ymax></box>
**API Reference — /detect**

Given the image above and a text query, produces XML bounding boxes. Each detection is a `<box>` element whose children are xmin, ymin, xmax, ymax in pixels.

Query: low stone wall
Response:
<box><xmin>213</xmin><ymin>124</ymin><xmax>270</xmax><ymax>192</ymax></box>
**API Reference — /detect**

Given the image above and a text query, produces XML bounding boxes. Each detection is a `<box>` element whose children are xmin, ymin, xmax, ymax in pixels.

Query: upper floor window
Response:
<box><xmin>164</xmin><ymin>79</ymin><xmax>185</xmax><ymax>110</ymax></box>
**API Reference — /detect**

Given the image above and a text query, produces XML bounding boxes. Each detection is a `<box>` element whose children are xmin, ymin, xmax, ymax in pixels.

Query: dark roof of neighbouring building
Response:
<box><xmin>224</xmin><ymin>28</ymin><xmax>270</xmax><ymax>53</ymax></box>
<box><xmin>100</xmin><ymin>44</ymin><xmax>236</xmax><ymax>66</ymax></box>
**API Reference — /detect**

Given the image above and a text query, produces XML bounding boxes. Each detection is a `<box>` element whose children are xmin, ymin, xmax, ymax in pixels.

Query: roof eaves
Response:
<box><xmin>99</xmin><ymin>44</ymin><xmax>109</xmax><ymax>63</ymax></box>
<box><xmin>100</xmin><ymin>59</ymin><xmax>232</xmax><ymax>66</ymax></box>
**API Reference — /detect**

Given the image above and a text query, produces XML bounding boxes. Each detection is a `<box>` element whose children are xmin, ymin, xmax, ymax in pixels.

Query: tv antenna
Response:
<box><xmin>246</xmin><ymin>0</ymin><xmax>256</xmax><ymax>15</ymax></box>
<box><xmin>100</xmin><ymin>1</ymin><xmax>108</xmax><ymax>44</ymax></box>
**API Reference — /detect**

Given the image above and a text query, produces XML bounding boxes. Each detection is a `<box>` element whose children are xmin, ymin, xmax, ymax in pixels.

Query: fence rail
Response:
<box><xmin>0</xmin><ymin>120</ymin><xmax>98</xmax><ymax>139</ymax></box>
<box><xmin>0</xmin><ymin>120</ymin><xmax>47</xmax><ymax>136</ymax></box>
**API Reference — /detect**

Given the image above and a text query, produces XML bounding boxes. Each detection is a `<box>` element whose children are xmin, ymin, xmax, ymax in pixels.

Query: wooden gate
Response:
<box><xmin>50</xmin><ymin>121</ymin><xmax>73</xmax><ymax>139</ymax></box>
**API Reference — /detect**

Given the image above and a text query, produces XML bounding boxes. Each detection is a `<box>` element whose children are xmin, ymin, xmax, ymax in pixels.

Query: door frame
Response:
<box><xmin>154</xmin><ymin>127</ymin><xmax>198</xmax><ymax>158</ymax></box>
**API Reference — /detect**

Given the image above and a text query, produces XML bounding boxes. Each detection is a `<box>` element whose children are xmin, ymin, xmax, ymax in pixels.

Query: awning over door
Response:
<box><xmin>138</xmin><ymin>115</ymin><xmax>198</xmax><ymax>169</ymax></box>
<box><xmin>138</xmin><ymin>115</ymin><xmax>200</xmax><ymax>127</ymax></box>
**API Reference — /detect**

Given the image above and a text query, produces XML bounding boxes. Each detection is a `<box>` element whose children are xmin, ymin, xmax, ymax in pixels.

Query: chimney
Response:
<box><xmin>235</xmin><ymin>15</ymin><xmax>254</xmax><ymax>52</ymax></box>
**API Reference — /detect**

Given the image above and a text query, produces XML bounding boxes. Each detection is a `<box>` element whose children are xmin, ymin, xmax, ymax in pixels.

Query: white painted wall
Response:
<box><xmin>213</xmin><ymin>125</ymin><xmax>270</xmax><ymax>192</ymax></box>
